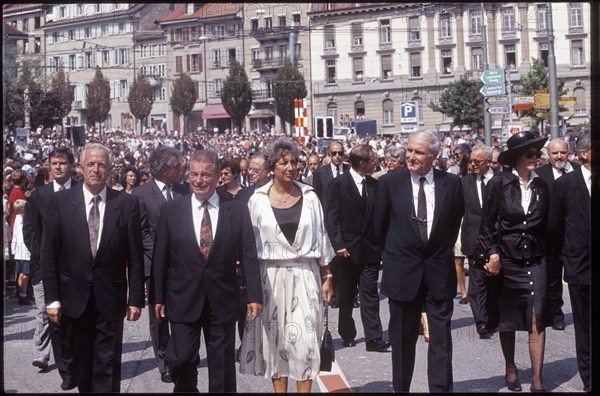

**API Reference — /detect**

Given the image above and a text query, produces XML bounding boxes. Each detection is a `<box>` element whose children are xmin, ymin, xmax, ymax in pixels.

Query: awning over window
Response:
<box><xmin>202</xmin><ymin>104</ymin><xmax>230</xmax><ymax>119</ymax></box>
<box><xmin>247</xmin><ymin>109</ymin><xmax>275</xmax><ymax>118</ymax></box>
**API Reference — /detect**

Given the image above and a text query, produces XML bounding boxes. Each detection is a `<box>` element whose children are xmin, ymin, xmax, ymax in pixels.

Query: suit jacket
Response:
<box><xmin>235</xmin><ymin>184</ymin><xmax>256</xmax><ymax>204</ymax></box>
<box><xmin>132</xmin><ymin>178</ymin><xmax>190</xmax><ymax>277</ymax></box>
<box><xmin>42</xmin><ymin>185</ymin><xmax>145</xmax><ymax>321</ymax></box>
<box><xmin>151</xmin><ymin>195</ymin><xmax>262</xmax><ymax>324</ymax></box>
<box><xmin>536</xmin><ymin>161</ymin><xmax>581</xmax><ymax>196</ymax></box>
<box><xmin>459</xmin><ymin>172</ymin><xmax>497</xmax><ymax>257</ymax></box>
<box><xmin>374</xmin><ymin>167</ymin><xmax>464</xmax><ymax>302</ymax></box>
<box><xmin>548</xmin><ymin>167</ymin><xmax>591</xmax><ymax>285</ymax></box>
<box><xmin>312</xmin><ymin>163</ymin><xmax>350</xmax><ymax>206</ymax></box>
<box><xmin>325</xmin><ymin>171</ymin><xmax>379</xmax><ymax>265</ymax></box>
<box><xmin>23</xmin><ymin>180</ymin><xmax>80</xmax><ymax>285</ymax></box>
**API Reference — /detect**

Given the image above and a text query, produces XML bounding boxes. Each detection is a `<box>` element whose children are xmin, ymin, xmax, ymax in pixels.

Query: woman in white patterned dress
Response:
<box><xmin>240</xmin><ymin>138</ymin><xmax>335</xmax><ymax>393</ymax></box>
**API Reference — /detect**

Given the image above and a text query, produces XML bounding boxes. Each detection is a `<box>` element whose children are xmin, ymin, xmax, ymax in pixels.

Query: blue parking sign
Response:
<box><xmin>400</xmin><ymin>102</ymin><xmax>418</xmax><ymax>123</ymax></box>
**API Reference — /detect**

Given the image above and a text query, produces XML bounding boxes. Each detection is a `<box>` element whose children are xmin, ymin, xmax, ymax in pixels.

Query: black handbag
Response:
<box><xmin>319</xmin><ymin>304</ymin><xmax>335</xmax><ymax>372</ymax></box>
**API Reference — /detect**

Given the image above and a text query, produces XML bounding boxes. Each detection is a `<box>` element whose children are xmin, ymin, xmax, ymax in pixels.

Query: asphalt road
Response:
<box><xmin>2</xmin><ymin>276</ymin><xmax>586</xmax><ymax>393</ymax></box>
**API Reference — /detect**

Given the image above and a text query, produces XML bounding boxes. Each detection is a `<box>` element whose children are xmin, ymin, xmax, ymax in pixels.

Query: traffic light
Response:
<box><xmin>315</xmin><ymin>117</ymin><xmax>324</xmax><ymax>138</ymax></box>
<box><xmin>325</xmin><ymin>116</ymin><xmax>334</xmax><ymax>138</ymax></box>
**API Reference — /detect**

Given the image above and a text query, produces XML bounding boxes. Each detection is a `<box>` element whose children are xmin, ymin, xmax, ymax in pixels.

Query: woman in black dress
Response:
<box><xmin>475</xmin><ymin>131</ymin><xmax>550</xmax><ymax>392</ymax></box>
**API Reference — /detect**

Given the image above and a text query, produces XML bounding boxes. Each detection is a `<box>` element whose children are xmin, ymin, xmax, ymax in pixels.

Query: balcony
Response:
<box><xmin>72</xmin><ymin>100</ymin><xmax>86</xmax><ymax>110</ymax></box>
<box><xmin>252</xmin><ymin>57</ymin><xmax>293</xmax><ymax>71</ymax></box>
<box><xmin>251</xmin><ymin>89</ymin><xmax>273</xmax><ymax>103</ymax></box>
<box><xmin>250</xmin><ymin>26</ymin><xmax>291</xmax><ymax>42</ymax></box>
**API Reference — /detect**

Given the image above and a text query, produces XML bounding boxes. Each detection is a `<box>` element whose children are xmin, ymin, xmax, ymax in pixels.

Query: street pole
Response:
<box><xmin>547</xmin><ymin>2</ymin><xmax>560</xmax><ymax>138</ymax></box>
<box><xmin>481</xmin><ymin>3</ymin><xmax>492</xmax><ymax>145</ymax></box>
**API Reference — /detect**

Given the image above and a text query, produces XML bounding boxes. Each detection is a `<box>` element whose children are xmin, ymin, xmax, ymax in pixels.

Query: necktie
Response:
<box><xmin>417</xmin><ymin>177</ymin><xmax>428</xmax><ymax>246</ymax></box>
<box><xmin>199</xmin><ymin>201</ymin><xmax>213</xmax><ymax>261</ymax></box>
<box><xmin>335</xmin><ymin>166</ymin><xmax>340</xmax><ymax>178</ymax></box>
<box><xmin>559</xmin><ymin>168</ymin><xmax>566</xmax><ymax>177</ymax></box>
<box><xmin>361</xmin><ymin>178</ymin><xmax>367</xmax><ymax>204</ymax></box>
<box><xmin>164</xmin><ymin>185</ymin><xmax>173</xmax><ymax>201</ymax></box>
<box><xmin>59</xmin><ymin>184</ymin><xmax>65</xmax><ymax>191</ymax></box>
<box><xmin>479</xmin><ymin>175</ymin><xmax>486</xmax><ymax>208</ymax></box>
<box><xmin>88</xmin><ymin>195</ymin><xmax>101</xmax><ymax>258</ymax></box>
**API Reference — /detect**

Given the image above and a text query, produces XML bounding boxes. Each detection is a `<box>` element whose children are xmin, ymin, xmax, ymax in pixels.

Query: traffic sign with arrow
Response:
<box><xmin>480</xmin><ymin>83</ymin><xmax>506</xmax><ymax>97</ymax></box>
<box><xmin>487</xmin><ymin>106</ymin><xmax>510</xmax><ymax>114</ymax></box>
<box><xmin>485</xmin><ymin>96</ymin><xmax>508</xmax><ymax>105</ymax></box>
<box><xmin>558</xmin><ymin>96</ymin><xmax>577</xmax><ymax>105</ymax></box>
<box><xmin>480</xmin><ymin>69</ymin><xmax>505</xmax><ymax>85</ymax></box>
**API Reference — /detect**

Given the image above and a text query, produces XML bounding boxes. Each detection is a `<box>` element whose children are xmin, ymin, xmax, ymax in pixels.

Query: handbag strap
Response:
<box><xmin>323</xmin><ymin>304</ymin><xmax>329</xmax><ymax>330</ymax></box>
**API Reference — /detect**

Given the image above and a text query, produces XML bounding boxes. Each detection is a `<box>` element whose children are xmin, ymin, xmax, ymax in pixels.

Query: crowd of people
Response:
<box><xmin>2</xmin><ymin>124</ymin><xmax>592</xmax><ymax>393</ymax></box>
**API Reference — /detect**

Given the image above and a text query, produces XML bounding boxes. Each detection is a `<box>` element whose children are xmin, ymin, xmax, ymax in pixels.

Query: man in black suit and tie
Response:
<box><xmin>23</xmin><ymin>148</ymin><xmax>77</xmax><ymax>390</ymax></box>
<box><xmin>536</xmin><ymin>138</ymin><xmax>580</xmax><ymax>331</ymax></box>
<box><xmin>325</xmin><ymin>144</ymin><xmax>390</xmax><ymax>352</ymax></box>
<box><xmin>132</xmin><ymin>146</ymin><xmax>189</xmax><ymax>383</ymax></box>
<box><xmin>151</xmin><ymin>149</ymin><xmax>263</xmax><ymax>392</ymax></box>
<box><xmin>374</xmin><ymin>131</ymin><xmax>464</xmax><ymax>392</ymax></box>
<box><xmin>459</xmin><ymin>143</ymin><xmax>498</xmax><ymax>339</ymax></box>
<box><xmin>43</xmin><ymin>143</ymin><xmax>145</xmax><ymax>392</ymax></box>
<box><xmin>548</xmin><ymin>132</ymin><xmax>592</xmax><ymax>392</ymax></box>
<box><xmin>313</xmin><ymin>141</ymin><xmax>350</xmax><ymax>308</ymax></box>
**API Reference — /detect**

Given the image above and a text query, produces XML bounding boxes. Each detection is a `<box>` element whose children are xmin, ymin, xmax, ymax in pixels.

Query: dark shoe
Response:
<box><xmin>342</xmin><ymin>339</ymin><xmax>356</xmax><ymax>347</ymax></box>
<box><xmin>161</xmin><ymin>372</ymin><xmax>173</xmax><ymax>383</ymax></box>
<box><xmin>458</xmin><ymin>297</ymin><xmax>469</xmax><ymax>305</ymax></box>
<box><xmin>552</xmin><ymin>317</ymin><xmax>565</xmax><ymax>331</ymax></box>
<box><xmin>60</xmin><ymin>377</ymin><xmax>77</xmax><ymax>391</ymax></box>
<box><xmin>19</xmin><ymin>297</ymin><xmax>33</xmax><ymax>305</ymax></box>
<box><xmin>366</xmin><ymin>338</ymin><xmax>390</xmax><ymax>352</ymax></box>
<box><xmin>329</xmin><ymin>299</ymin><xmax>339</xmax><ymax>309</ymax></box>
<box><xmin>32</xmin><ymin>358</ymin><xmax>48</xmax><ymax>371</ymax></box>
<box><xmin>505</xmin><ymin>377</ymin><xmax>522</xmax><ymax>392</ymax></box>
<box><xmin>530</xmin><ymin>386</ymin><xmax>546</xmax><ymax>392</ymax></box>
<box><xmin>476</xmin><ymin>323</ymin><xmax>491</xmax><ymax>339</ymax></box>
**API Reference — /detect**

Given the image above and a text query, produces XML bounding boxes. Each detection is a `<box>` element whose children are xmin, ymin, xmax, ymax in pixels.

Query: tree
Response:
<box><xmin>86</xmin><ymin>68</ymin><xmax>111</xmax><ymax>134</ymax></box>
<box><xmin>29</xmin><ymin>88</ymin><xmax>62</xmax><ymax>128</ymax></box>
<box><xmin>428</xmin><ymin>74</ymin><xmax>484</xmax><ymax>134</ymax></box>
<box><xmin>221</xmin><ymin>60</ymin><xmax>252</xmax><ymax>133</ymax></box>
<box><xmin>3</xmin><ymin>73</ymin><xmax>24</xmax><ymax>129</ymax></box>
<box><xmin>518</xmin><ymin>58</ymin><xmax>567</xmax><ymax>132</ymax></box>
<box><xmin>170</xmin><ymin>73</ymin><xmax>197</xmax><ymax>134</ymax></box>
<box><xmin>128</xmin><ymin>74</ymin><xmax>154</xmax><ymax>135</ymax></box>
<box><xmin>273</xmin><ymin>59</ymin><xmax>307</xmax><ymax>128</ymax></box>
<box><xmin>50</xmin><ymin>68</ymin><xmax>74</xmax><ymax>122</ymax></box>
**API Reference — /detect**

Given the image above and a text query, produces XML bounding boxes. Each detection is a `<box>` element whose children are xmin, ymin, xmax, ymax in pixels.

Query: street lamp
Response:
<box><xmin>198</xmin><ymin>35</ymin><xmax>208</xmax><ymax>131</ymax></box>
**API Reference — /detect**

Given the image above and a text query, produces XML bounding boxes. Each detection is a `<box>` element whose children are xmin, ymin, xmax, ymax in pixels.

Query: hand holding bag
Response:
<box><xmin>319</xmin><ymin>304</ymin><xmax>335</xmax><ymax>372</ymax></box>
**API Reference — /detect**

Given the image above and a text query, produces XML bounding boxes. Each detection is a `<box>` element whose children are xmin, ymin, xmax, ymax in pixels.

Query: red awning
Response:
<box><xmin>202</xmin><ymin>104</ymin><xmax>230</xmax><ymax>119</ymax></box>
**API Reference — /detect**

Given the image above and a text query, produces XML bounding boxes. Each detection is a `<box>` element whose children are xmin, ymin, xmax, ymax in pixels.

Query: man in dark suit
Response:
<box><xmin>312</xmin><ymin>140</ymin><xmax>350</xmax><ymax>308</ymax></box>
<box><xmin>132</xmin><ymin>146</ymin><xmax>189</xmax><ymax>383</ymax></box>
<box><xmin>43</xmin><ymin>143</ymin><xmax>145</xmax><ymax>392</ymax></box>
<box><xmin>548</xmin><ymin>132</ymin><xmax>592</xmax><ymax>392</ymax></box>
<box><xmin>23</xmin><ymin>148</ymin><xmax>77</xmax><ymax>390</ymax></box>
<box><xmin>151</xmin><ymin>149</ymin><xmax>262</xmax><ymax>392</ymax></box>
<box><xmin>235</xmin><ymin>152</ymin><xmax>271</xmax><ymax>204</ymax></box>
<box><xmin>536</xmin><ymin>137</ymin><xmax>580</xmax><ymax>331</ymax></box>
<box><xmin>374</xmin><ymin>131</ymin><xmax>464</xmax><ymax>392</ymax></box>
<box><xmin>459</xmin><ymin>143</ymin><xmax>498</xmax><ymax>339</ymax></box>
<box><xmin>325</xmin><ymin>144</ymin><xmax>390</xmax><ymax>352</ymax></box>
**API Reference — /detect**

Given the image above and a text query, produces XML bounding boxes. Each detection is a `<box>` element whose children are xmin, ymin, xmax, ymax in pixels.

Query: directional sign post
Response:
<box><xmin>486</xmin><ymin>106</ymin><xmax>510</xmax><ymax>114</ymax></box>
<box><xmin>480</xmin><ymin>69</ymin><xmax>505</xmax><ymax>85</ymax></box>
<box><xmin>480</xmin><ymin>83</ymin><xmax>506</xmax><ymax>97</ymax></box>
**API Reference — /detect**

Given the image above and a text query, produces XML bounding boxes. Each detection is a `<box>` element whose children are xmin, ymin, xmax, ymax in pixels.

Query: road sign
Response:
<box><xmin>480</xmin><ymin>69</ymin><xmax>505</xmax><ymax>85</ymax></box>
<box><xmin>513</xmin><ymin>103</ymin><xmax>533</xmax><ymax>111</ymax></box>
<box><xmin>400</xmin><ymin>101</ymin><xmax>418</xmax><ymax>123</ymax></box>
<box><xmin>480</xmin><ymin>83</ymin><xmax>506</xmax><ymax>97</ymax></box>
<box><xmin>534</xmin><ymin>92</ymin><xmax>550</xmax><ymax>109</ymax></box>
<box><xmin>487</xmin><ymin>106</ymin><xmax>510</xmax><ymax>114</ymax></box>
<box><xmin>485</xmin><ymin>96</ymin><xmax>508</xmax><ymax>105</ymax></box>
<box><xmin>536</xmin><ymin>112</ymin><xmax>550</xmax><ymax>118</ymax></box>
<box><xmin>558</xmin><ymin>96</ymin><xmax>577</xmax><ymax>105</ymax></box>
<box><xmin>513</xmin><ymin>96</ymin><xmax>534</xmax><ymax>104</ymax></box>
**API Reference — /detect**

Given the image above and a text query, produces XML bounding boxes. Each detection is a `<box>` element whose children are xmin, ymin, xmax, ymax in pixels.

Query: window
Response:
<box><xmin>573</xmin><ymin>88</ymin><xmax>586</xmax><ymax>114</ymax></box>
<box><xmin>409</xmin><ymin>17</ymin><xmax>420</xmax><ymax>41</ymax></box>
<box><xmin>185</xmin><ymin>3</ymin><xmax>194</xmax><ymax>14</ymax></box>
<box><xmin>324</xmin><ymin>25</ymin><xmax>335</xmax><ymax>49</ymax></box>
<box><xmin>34</xmin><ymin>17</ymin><xmax>41</xmax><ymax>29</ymax></box>
<box><xmin>326</xmin><ymin>60</ymin><xmax>336</xmax><ymax>83</ymax></box>
<box><xmin>77</xmin><ymin>4</ymin><xmax>84</xmax><ymax>15</ymax></box>
<box><xmin>182</xmin><ymin>27</ymin><xmax>190</xmax><ymax>42</ymax></box>
<box><xmin>352</xmin><ymin>23</ymin><xmax>363</xmax><ymax>46</ymax></box>
<box><xmin>383</xmin><ymin>99</ymin><xmax>394</xmax><ymax>125</ymax></box>
<box><xmin>279</xmin><ymin>15</ymin><xmax>286</xmax><ymax>28</ymax></box>
<box><xmin>279</xmin><ymin>45</ymin><xmax>287</xmax><ymax>60</ymax></box>
<box><xmin>381</xmin><ymin>55</ymin><xmax>392</xmax><ymax>79</ymax></box>
<box><xmin>251</xmin><ymin>19</ymin><xmax>258</xmax><ymax>32</ymax></box>
<box><xmin>570</xmin><ymin>3</ymin><xmax>583</xmax><ymax>28</ymax></box>
<box><xmin>439</xmin><ymin>14</ymin><xmax>451</xmax><ymax>38</ymax></box>
<box><xmin>174</xmin><ymin>28</ymin><xmax>182</xmax><ymax>42</ymax></box>
<box><xmin>503</xmin><ymin>7</ymin><xmax>515</xmax><ymax>32</ymax></box>
<box><xmin>293</xmin><ymin>13</ymin><xmax>301</xmax><ymax>25</ymax></box>
<box><xmin>470</xmin><ymin>10</ymin><xmax>482</xmax><ymax>34</ymax></box>
<box><xmin>265</xmin><ymin>17</ymin><xmax>272</xmax><ymax>30</ymax></box>
<box><xmin>69</xmin><ymin>55</ymin><xmax>76</xmax><ymax>71</ymax></box>
<box><xmin>69</xmin><ymin>30</ymin><xmax>75</xmax><ymax>40</ymax></box>
<box><xmin>102</xmin><ymin>24</ymin><xmax>108</xmax><ymax>36</ymax></box>
<box><xmin>22</xmin><ymin>39</ymin><xmax>29</xmax><ymax>54</ymax></box>
<box><xmin>229</xmin><ymin>48</ymin><xmax>237</xmax><ymax>64</ymax></box>
<box><xmin>265</xmin><ymin>46</ymin><xmax>273</xmax><ymax>60</ymax></box>
<box><xmin>102</xmin><ymin>50</ymin><xmax>109</xmax><ymax>68</ymax></box>
<box><xmin>441</xmin><ymin>50</ymin><xmax>453</xmax><ymax>74</ymax></box>
<box><xmin>472</xmin><ymin>47</ymin><xmax>483</xmax><ymax>70</ymax></box>
<box><xmin>85</xmin><ymin>27</ymin><xmax>91</xmax><ymax>38</ymax></box>
<box><xmin>120</xmin><ymin>80</ymin><xmax>129</xmax><ymax>100</ymax></box>
<box><xmin>505</xmin><ymin>45</ymin><xmax>516</xmax><ymax>69</ymax></box>
<box><xmin>186</xmin><ymin>55</ymin><xmax>190</xmax><ymax>71</ymax></box>
<box><xmin>540</xmin><ymin>42</ymin><xmax>549</xmax><ymax>66</ymax></box>
<box><xmin>191</xmin><ymin>54</ymin><xmax>200</xmax><ymax>72</ymax></box>
<box><xmin>353</xmin><ymin>57</ymin><xmax>364</xmax><ymax>81</ymax></box>
<box><xmin>266</xmin><ymin>78</ymin><xmax>273</xmax><ymax>98</ymax></box>
<box><xmin>59</xmin><ymin>6</ymin><xmax>66</xmax><ymax>18</ymax></box>
<box><xmin>175</xmin><ymin>56</ymin><xmax>182</xmax><ymax>73</ymax></box>
<box><xmin>538</xmin><ymin>5</ymin><xmax>548</xmax><ymax>31</ymax></box>
<box><xmin>34</xmin><ymin>38</ymin><xmax>41</xmax><ymax>53</ymax></box>
<box><xmin>214</xmin><ymin>79</ymin><xmax>223</xmax><ymax>95</ymax></box>
<box><xmin>355</xmin><ymin>101</ymin><xmax>365</xmax><ymax>118</ymax></box>
<box><xmin>52</xmin><ymin>32</ymin><xmax>58</xmax><ymax>43</ymax></box>
<box><xmin>22</xmin><ymin>18</ymin><xmax>29</xmax><ymax>32</ymax></box>
<box><xmin>252</xmin><ymin>48</ymin><xmax>260</xmax><ymax>61</ymax></box>
<box><xmin>86</xmin><ymin>52</ymin><xmax>94</xmax><ymax>68</ymax></box>
<box><xmin>295</xmin><ymin>43</ymin><xmax>302</xmax><ymax>59</ymax></box>
<box><xmin>410</xmin><ymin>52</ymin><xmax>421</xmax><ymax>77</ymax></box>
<box><xmin>572</xmin><ymin>40</ymin><xmax>584</xmax><ymax>66</ymax></box>
<box><xmin>190</xmin><ymin>26</ymin><xmax>198</xmax><ymax>40</ymax></box>
<box><xmin>213</xmin><ymin>50</ymin><xmax>221</xmax><ymax>67</ymax></box>
<box><xmin>380</xmin><ymin>19</ymin><xmax>391</xmax><ymax>44</ymax></box>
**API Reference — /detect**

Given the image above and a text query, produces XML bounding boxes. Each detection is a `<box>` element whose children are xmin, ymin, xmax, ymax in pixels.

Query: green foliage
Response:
<box><xmin>51</xmin><ymin>69</ymin><xmax>74</xmax><ymax>119</ymax></box>
<box><xmin>428</xmin><ymin>74</ymin><xmax>484</xmax><ymax>133</ymax></box>
<box><xmin>170</xmin><ymin>73</ymin><xmax>197</xmax><ymax>133</ymax></box>
<box><xmin>273</xmin><ymin>60</ymin><xmax>307</xmax><ymax>125</ymax></box>
<box><xmin>3</xmin><ymin>74</ymin><xmax>24</xmax><ymax>128</ymax></box>
<box><xmin>29</xmin><ymin>88</ymin><xmax>62</xmax><ymax>128</ymax></box>
<box><xmin>221</xmin><ymin>60</ymin><xmax>252</xmax><ymax>132</ymax></box>
<box><xmin>86</xmin><ymin>68</ymin><xmax>111</xmax><ymax>128</ymax></box>
<box><xmin>518</xmin><ymin>58</ymin><xmax>567</xmax><ymax>131</ymax></box>
<box><xmin>128</xmin><ymin>74</ymin><xmax>154</xmax><ymax>134</ymax></box>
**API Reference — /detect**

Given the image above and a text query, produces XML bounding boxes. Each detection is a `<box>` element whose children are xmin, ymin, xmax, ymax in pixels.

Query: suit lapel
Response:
<box><xmin>95</xmin><ymin>189</ymin><xmax>119</xmax><ymax>261</ymax></box>
<box><xmin>344</xmin><ymin>173</ymin><xmax>364</xmax><ymax>210</ymax></box>
<box><xmin>399</xmin><ymin>169</ymin><xmax>420</xmax><ymax>242</ymax></box>
<box><xmin>431</xmin><ymin>170</ymin><xmax>448</xmax><ymax>235</ymax></box>
<box><xmin>72</xmin><ymin>185</ymin><xmax>94</xmax><ymax>261</ymax></box>
<box><xmin>206</xmin><ymin>201</ymin><xmax>228</xmax><ymax>262</ymax></box>
<box><xmin>180</xmin><ymin>196</ymin><xmax>204</xmax><ymax>263</ymax></box>
<box><xmin>151</xmin><ymin>179</ymin><xmax>167</xmax><ymax>203</ymax></box>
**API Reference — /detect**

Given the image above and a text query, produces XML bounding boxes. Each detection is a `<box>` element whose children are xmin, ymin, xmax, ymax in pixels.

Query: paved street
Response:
<box><xmin>3</xmin><ymin>276</ymin><xmax>585</xmax><ymax>393</ymax></box>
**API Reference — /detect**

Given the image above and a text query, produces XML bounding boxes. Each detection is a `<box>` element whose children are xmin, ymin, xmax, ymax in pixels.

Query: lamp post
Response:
<box><xmin>198</xmin><ymin>35</ymin><xmax>208</xmax><ymax>130</ymax></box>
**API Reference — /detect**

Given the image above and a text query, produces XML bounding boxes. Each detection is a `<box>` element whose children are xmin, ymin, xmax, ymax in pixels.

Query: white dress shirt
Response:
<box><xmin>192</xmin><ymin>192</ymin><xmax>219</xmax><ymax>247</ymax></box>
<box><xmin>410</xmin><ymin>170</ymin><xmax>435</xmax><ymax>239</ymax></box>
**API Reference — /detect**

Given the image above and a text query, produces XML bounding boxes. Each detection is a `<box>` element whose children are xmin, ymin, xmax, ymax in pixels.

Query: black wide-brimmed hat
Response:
<box><xmin>498</xmin><ymin>131</ymin><xmax>548</xmax><ymax>166</ymax></box>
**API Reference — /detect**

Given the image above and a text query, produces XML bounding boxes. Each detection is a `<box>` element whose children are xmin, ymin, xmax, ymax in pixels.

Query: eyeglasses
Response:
<box><xmin>525</xmin><ymin>150</ymin><xmax>542</xmax><ymax>159</ymax></box>
<box><xmin>330</xmin><ymin>151</ymin><xmax>344</xmax><ymax>156</ymax></box>
<box><xmin>248</xmin><ymin>167</ymin><xmax>264</xmax><ymax>173</ymax></box>
<box><xmin>468</xmin><ymin>158</ymin><xmax>487</xmax><ymax>166</ymax></box>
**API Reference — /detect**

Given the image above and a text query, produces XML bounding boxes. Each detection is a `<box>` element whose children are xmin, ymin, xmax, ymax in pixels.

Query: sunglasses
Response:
<box><xmin>525</xmin><ymin>150</ymin><xmax>542</xmax><ymax>159</ymax></box>
<box><xmin>330</xmin><ymin>151</ymin><xmax>344</xmax><ymax>156</ymax></box>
